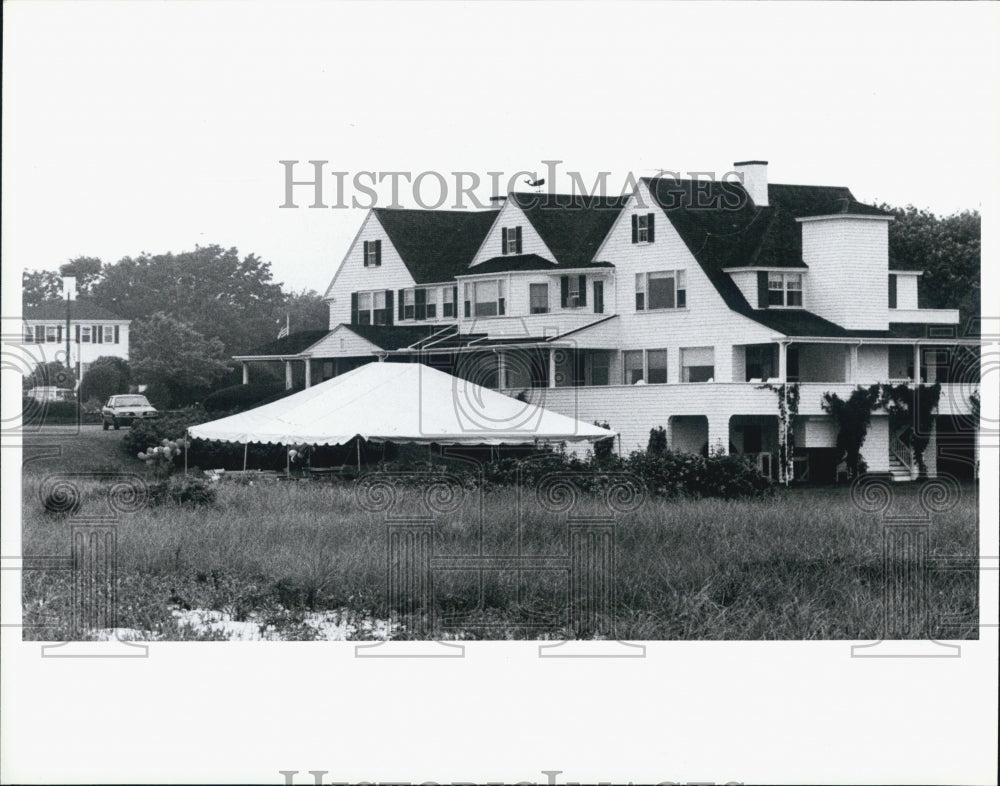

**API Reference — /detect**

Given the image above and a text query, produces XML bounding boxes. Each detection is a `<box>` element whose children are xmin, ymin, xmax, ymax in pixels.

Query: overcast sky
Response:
<box><xmin>3</xmin><ymin>2</ymin><xmax>998</xmax><ymax>296</ymax></box>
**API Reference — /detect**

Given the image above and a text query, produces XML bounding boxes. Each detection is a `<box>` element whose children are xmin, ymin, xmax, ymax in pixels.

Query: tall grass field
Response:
<box><xmin>21</xmin><ymin>427</ymin><xmax>979</xmax><ymax>641</ymax></box>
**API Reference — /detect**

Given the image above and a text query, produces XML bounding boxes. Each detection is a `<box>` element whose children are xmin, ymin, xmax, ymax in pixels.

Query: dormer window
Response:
<box><xmin>363</xmin><ymin>239</ymin><xmax>381</xmax><ymax>267</ymax></box>
<box><xmin>767</xmin><ymin>273</ymin><xmax>803</xmax><ymax>307</ymax></box>
<box><xmin>631</xmin><ymin>213</ymin><xmax>655</xmax><ymax>244</ymax></box>
<box><xmin>501</xmin><ymin>227</ymin><xmax>522</xmax><ymax>255</ymax></box>
<box><xmin>560</xmin><ymin>276</ymin><xmax>587</xmax><ymax>309</ymax></box>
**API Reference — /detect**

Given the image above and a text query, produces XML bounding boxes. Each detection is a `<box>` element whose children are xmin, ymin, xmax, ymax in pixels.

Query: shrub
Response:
<box><xmin>79</xmin><ymin>359</ymin><xmax>130</xmax><ymax>403</ymax></box>
<box><xmin>21</xmin><ymin>398</ymin><xmax>80</xmax><ymax>425</ymax></box>
<box><xmin>203</xmin><ymin>381</ymin><xmax>286</xmax><ymax>413</ymax></box>
<box><xmin>123</xmin><ymin>407</ymin><xmax>208</xmax><ymax>458</ymax></box>
<box><xmin>147</xmin><ymin>475</ymin><xmax>217</xmax><ymax>507</ymax></box>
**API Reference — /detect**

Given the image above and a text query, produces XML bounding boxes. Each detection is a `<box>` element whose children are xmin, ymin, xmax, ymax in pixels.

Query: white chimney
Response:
<box><xmin>733</xmin><ymin>160</ymin><xmax>768</xmax><ymax>207</ymax></box>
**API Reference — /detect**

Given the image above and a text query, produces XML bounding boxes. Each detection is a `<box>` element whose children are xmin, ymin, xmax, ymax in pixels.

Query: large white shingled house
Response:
<box><xmin>235</xmin><ymin>161</ymin><xmax>979</xmax><ymax>482</ymax></box>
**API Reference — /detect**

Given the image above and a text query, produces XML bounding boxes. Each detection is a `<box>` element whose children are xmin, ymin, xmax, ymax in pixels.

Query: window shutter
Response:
<box><xmin>464</xmin><ymin>298</ymin><xmax>470</xmax><ymax>318</ymax></box>
<box><xmin>385</xmin><ymin>290</ymin><xmax>394</xmax><ymax>325</ymax></box>
<box><xmin>35</xmin><ymin>326</ymin><xmax>44</xmax><ymax>342</ymax></box>
<box><xmin>453</xmin><ymin>286</ymin><xmax>458</xmax><ymax>314</ymax></box>
<box><xmin>647</xmin><ymin>214</ymin><xmax>655</xmax><ymax>243</ymax></box>
<box><xmin>375</xmin><ymin>239</ymin><xmax>382</xmax><ymax>266</ymax></box>
<box><xmin>515</xmin><ymin>226</ymin><xmax>522</xmax><ymax>254</ymax></box>
<box><xmin>75</xmin><ymin>325</ymin><xmax>80</xmax><ymax>343</ymax></box>
<box><xmin>560</xmin><ymin>276</ymin><xmax>569</xmax><ymax>308</ymax></box>
<box><xmin>498</xmin><ymin>296</ymin><xmax>505</xmax><ymax>316</ymax></box>
<box><xmin>757</xmin><ymin>271</ymin><xmax>769</xmax><ymax>309</ymax></box>
<box><xmin>888</xmin><ymin>274</ymin><xmax>897</xmax><ymax>309</ymax></box>
<box><xmin>57</xmin><ymin>325</ymin><xmax>63</xmax><ymax>343</ymax></box>
<box><xmin>350</xmin><ymin>292</ymin><xmax>359</xmax><ymax>324</ymax></box>
<box><xmin>114</xmin><ymin>325</ymin><xmax>120</xmax><ymax>344</ymax></box>
<box><xmin>631</xmin><ymin>214</ymin><xmax>639</xmax><ymax>244</ymax></box>
<box><xmin>578</xmin><ymin>276</ymin><xmax>587</xmax><ymax>307</ymax></box>
<box><xmin>415</xmin><ymin>288</ymin><xmax>427</xmax><ymax>320</ymax></box>
<box><xmin>501</xmin><ymin>227</ymin><xmax>508</xmax><ymax>253</ymax></box>
<box><xmin>593</xmin><ymin>281</ymin><xmax>603</xmax><ymax>314</ymax></box>
<box><xmin>363</xmin><ymin>240</ymin><xmax>369</xmax><ymax>266</ymax></box>
<box><xmin>95</xmin><ymin>324</ymin><xmax>102</xmax><ymax>343</ymax></box>
<box><xmin>398</xmin><ymin>289</ymin><xmax>405</xmax><ymax>321</ymax></box>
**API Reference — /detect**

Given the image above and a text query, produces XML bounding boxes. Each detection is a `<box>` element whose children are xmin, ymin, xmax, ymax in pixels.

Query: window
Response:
<box><xmin>34</xmin><ymin>326</ymin><xmax>45</xmax><ymax>343</ymax></box>
<box><xmin>46</xmin><ymin>325</ymin><xmax>59</xmax><ymax>343</ymax></box>
<box><xmin>443</xmin><ymin>287</ymin><xmax>456</xmax><ymax>318</ymax></box>
<box><xmin>501</xmin><ymin>226</ymin><xmax>522</xmax><ymax>255</ymax></box>
<box><xmin>363</xmin><ymin>239</ymin><xmax>381</xmax><ymax>267</ymax></box>
<box><xmin>623</xmin><ymin>351</ymin><xmax>644</xmax><ymax>385</ymax></box>
<box><xmin>593</xmin><ymin>280</ymin><xmax>604</xmax><ymax>314</ymax></box>
<box><xmin>372</xmin><ymin>291</ymin><xmax>388</xmax><ymax>325</ymax></box>
<box><xmin>590</xmin><ymin>352</ymin><xmax>610</xmax><ymax>386</ymax></box>
<box><xmin>631</xmin><ymin>213</ymin><xmax>655</xmax><ymax>243</ymax></box>
<box><xmin>357</xmin><ymin>292</ymin><xmax>373</xmax><ymax>325</ymax></box>
<box><xmin>24</xmin><ymin>326</ymin><xmax>34</xmax><ymax>343</ymax></box>
<box><xmin>561</xmin><ymin>275</ymin><xmax>587</xmax><ymax>309</ymax></box>
<box><xmin>745</xmin><ymin>345</ymin><xmax>775</xmax><ymax>381</ymax></box>
<box><xmin>636</xmin><ymin>271</ymin><xmax>686</xmax><ymax>310</ymax></box>
<box><xmin>466</xmin><ymin>280</ymin><xmax>505</xmax><ymax>317</ymax></box>
<box><xmin>681</xmin><ymin>347</ymin><xmax>715</xmax><ymax>382</ymax></box>
<box><xmin>529</xmin><ymin>283</ymin><xmax>549</xmax><ymax>314</ymax></box>
<box><xmin>767</xmin><ymin>273</ymin><xmax>803</xmax><ymax>307</ymax></box>
<box><xmin>403</xmin><ymin>289</ymin><xmax>415</xmax><ymax>320</ymax></box>
<box><xmin>81</xmin><ymin>326</ymin><xmax>92</xmax><ymax>343</ymax></box>
<box><xmin>647</xmin><ymin>350</ymin><xmax>668</xmax><ymax>384</ymax></box>
<box><xmin>355</xmin><ymin>290</ymin><xmax>388</xmax><ymax>325</ymax></box>
<box><xmin>425</xmin><ymin>290</ymin><xmax>436</xmax><ymax>319</ymax></box>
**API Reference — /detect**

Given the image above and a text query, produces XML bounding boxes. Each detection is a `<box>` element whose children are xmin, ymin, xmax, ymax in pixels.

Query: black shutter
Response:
<box><xmin>398</xmin><ymin>289</ymin><xmax>405</xmax><ymax>321</ymax></box>
<box><xmin>362</xmin><ymin>240</ymin><xmax>369</xmax><ymax>266</ymax></box>
<box><xmin>578</xmin><ymin>276</ymin><xmax>587</xmax><ymax>307</ymax></box>
<box><xmin>498</xmin><ymin>296</ymin><xmax>505</xmax><ymax>316</ymax></box>
<box><xmin>464</xmin><ymin>297</ymin><xmax>470</xmax><ymax>317</ymax></box>
<box><xmin>452</xmin><ymin>286</ymin><xmax>458</xmax><ymax>317</ymax></box>
<box><xmin>594</xmin><ymin>280</ymin><xmax>603</xmax><ymax>314</ymax></box>
<box><xmin>415</xmin><ymin>288</ymin><xmax>426</xmax><ymax>320</ymax></box>
<box><xmin>75</xmin><ymin>325</ymin><xmax>80</xmax><ymax>343</ymax></box>
<box><xmin>95</xmin><ymin>324</ymin><xmax>102</xmax><ymax>343</ymax></box>
<box><xmin>515</xmin><ymin>226</ymin><xmax>522</xmax><ymax>254</ymax></box>
<box><xmin>647</xmin><ymin>214</ymin><xmax>655</xmax><ymax>243</ymax></box>
<box><xmin>631</xmin><ymin>214</ymin><xmax>639</xmax><ymax>243</ymax></box>
<box><xmin>57</xmin><ymin>325</ymin><xmax>62</xmax><ymax>343</ymax></box>
<box><xmin>385</xmin><ymin>290</ymin><xmax>394</xmax><ymax>325</ymax></box>
<box><xmin>350</xmin><ymin>292</ymin><xmax>359</xmax><ymax>324</ymax></box>
<box><xmin>114</xmin><ymin>325</ymin><xmax>120</xmax><ymax>344</ymax></box>
<box><xmin>757</xmin><ymin>271</ymin><xmax>769</xmax><ymax>309</ymax></box>
<box><xmin>888</xmin><ymin>274</ymin><xmax>897</xmax><ymax>309</ymax></box>
<box><xmin>375</xmin><ymin>239</ymin><xmax>382</xmax><ymax>266</ymax></box>
<box><xmin>560</xmin><ymin>276</ymin><xmax>569</xmax><ymax>308</ymax></box>
<box><xmin>501</xmin><ymin>227</ymin><xmax>508</xmax><ymax>254</ymax></box>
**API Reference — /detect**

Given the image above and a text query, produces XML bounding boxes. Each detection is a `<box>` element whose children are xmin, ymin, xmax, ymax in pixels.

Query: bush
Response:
<box><xmin>79</xmin><ymin>361</ymin><xmax>130</xmax><ymax>403</ymax></box>
<box><xmin>123</xmin><ymin>407</ymin><xmax>208</xmax><ymax>458</ymax></box>
<box><xmin>203</xmin><ymin>381</ymin><xmax>286</xmax><ymax>413</ymax></box>
<box><xmin>22</xmin><ymin>398</ymin><xmax>80</xmax><ymax>425</ymax></box>
<box><xmin>147</xmin><ymin>475</ymin><xmax>217</xmax><ymax>507</ymax></box>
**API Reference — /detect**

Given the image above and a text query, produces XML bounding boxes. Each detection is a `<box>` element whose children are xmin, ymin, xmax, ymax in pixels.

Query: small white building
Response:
<box><xmin>22</xmin><ymin>301</ymin><xmax>131</xmax><ymax>383</ymax></box>
<box><xmin>235</xmin><ymin>160</ymin><xmax>979</xmax><ymax>481</ymax></box>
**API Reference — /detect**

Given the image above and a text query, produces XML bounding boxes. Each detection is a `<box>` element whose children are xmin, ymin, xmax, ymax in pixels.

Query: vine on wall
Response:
<box><xmin>760</xmin><ymin>382</ymin><xmax>800</xmax><ymax>484</ymax></box>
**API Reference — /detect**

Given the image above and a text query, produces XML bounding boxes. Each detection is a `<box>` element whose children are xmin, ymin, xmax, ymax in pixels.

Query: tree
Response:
<box><xmin>882</xmin><ymin>205</ymin><xmax>981</xmax><ymax>332</ymax></box>
<box><xmin>282</xmin><ymin>288</ymin><xmax>330</xmax><ymax>333</ymax></box>
<box><xmin>130</xmin><ymin>312</ymin><xmax>230</xmax><ymax>408</ymax></box>
<box><xmin>79</xmin><ymin>356</ymin><xmax>131</xmax><ymax>403</ymax></box>
<box><xmin>59</xmin><ymin>257</ymin><xmax>104</xmax><ymax>296</ymax></box>
<box><xmin>22</xmin><ymin>270</ymin><xmax>63</xmax><ymax>306</ymax></box>
<box><xmin>23</xmin><ymin>360</ymin><xmax>77</xmax><ymax>392</ymax></box>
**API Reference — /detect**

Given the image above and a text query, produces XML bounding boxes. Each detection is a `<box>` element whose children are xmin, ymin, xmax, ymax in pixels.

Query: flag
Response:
<box><xmin>277</xmin><ymin>314</ymin><xmax>289</xmax><ymax>339</ymax></box>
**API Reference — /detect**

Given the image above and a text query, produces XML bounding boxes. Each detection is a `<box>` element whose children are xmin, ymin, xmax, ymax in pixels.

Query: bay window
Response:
<box><xmin>767</xmin><ymin>273</ymin><xmax>803</xmax><ymax>307</ymax></box>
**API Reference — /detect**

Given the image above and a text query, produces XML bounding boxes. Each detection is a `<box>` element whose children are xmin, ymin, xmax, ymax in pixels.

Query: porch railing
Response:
<box><xmin>889</xmin><ymin>429</ymin><xmax>913</xmax><ymax>470</ymax></box>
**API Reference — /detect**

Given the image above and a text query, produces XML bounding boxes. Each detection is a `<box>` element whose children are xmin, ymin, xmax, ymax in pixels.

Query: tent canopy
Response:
<box><xmin>187</xmin><ymin>362</ymin><xmax>616</xmax><ymax>447</ymax></box>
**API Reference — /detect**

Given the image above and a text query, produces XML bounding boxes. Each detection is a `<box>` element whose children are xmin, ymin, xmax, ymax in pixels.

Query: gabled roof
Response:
<box><xmin>240</xmin><ymin>330</ymin><xmax>331</xmax><ymax>357</ymax></box>
<box><xmin>508</xmin><ymin>192</ymin><xmax>628</xmax><ymax>268</ymax></box>
<box><xmin>374</xmin><ymin>208</ymin><xmax>497</xmax><ymax>284</ymax></box>
<box><xmin>640</xmin><ymin>177</ymin><xmax>891</xmax><ymax>337</ymax></box>
<box><xmin>23</xmin><ymin>300</ymin><xmax>126</xmax><ymax>321</ymax></box>
<box><xmin>343</xmin><ymin>323</ymin><xmax>444</xmax><ymax>350</ymax></box>
<box><xmin>467</xmin><ymin>254</ymin><xmax>614</xmax><ymax>275</ymax></box>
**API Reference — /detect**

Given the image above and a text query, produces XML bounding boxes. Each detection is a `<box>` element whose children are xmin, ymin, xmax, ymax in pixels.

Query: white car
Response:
<box><xmin>101</xmin><ymin>394</ymin><xmax>158</xmax><ymax>430</ymax></box>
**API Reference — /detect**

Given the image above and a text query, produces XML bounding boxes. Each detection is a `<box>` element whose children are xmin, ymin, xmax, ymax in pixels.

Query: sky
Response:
<box><xmin>3</xmin><ymin>2</ymin><xmax>998</xmax><ymax>297</ymax></box>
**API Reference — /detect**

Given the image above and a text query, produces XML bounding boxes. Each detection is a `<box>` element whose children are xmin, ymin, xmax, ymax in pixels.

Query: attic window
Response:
<box><xmin>502</xmin><ymin>226</ymin><xmax>522</xmax><ymax>255</ymax></box>
<box><xmin>767</xmin><ymin>273</ymin><xmax>803</xmax><ymax>308</ymax></box>
<box><xmin>363</xmin><ymin>239</ymin><xmax>381</xmax><ymax>267</ymax></box>
<box><xmin>631</xmin><ymin>213</ymin><xmax>655</xmax><ymax>244</ymax></box>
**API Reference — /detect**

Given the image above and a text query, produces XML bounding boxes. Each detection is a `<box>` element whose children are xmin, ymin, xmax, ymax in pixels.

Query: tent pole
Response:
<box><xmin>243</xmin><ymin>443</ymin><xmax>248</xmax><ymax>472</ymax></box>
<box><xmin>286</xmin><ymin>447</ymin><xmax>290</xmax><ymax>479</ymax></box>
<box><xmin>356</xmin><ymin>437</ymin><xmax>361</xmax><ymax>472</ymax></box>
<box><xmin>184</xmin><ymin>432</ymin><xmax>189</xmax><ymax>475</ymax></box>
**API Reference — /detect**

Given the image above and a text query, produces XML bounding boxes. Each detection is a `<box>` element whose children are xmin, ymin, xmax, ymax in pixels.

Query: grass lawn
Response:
<box><xmin>20</xmin><ymin>427</ymin><xmax>980</xmax><ymax>641</ymax></box>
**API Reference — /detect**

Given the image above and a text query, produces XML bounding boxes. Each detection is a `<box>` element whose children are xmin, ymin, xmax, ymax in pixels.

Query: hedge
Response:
<box><xmin>203</xmin><ymin>381</ymin><xmax>286</xmax><ymax>413</ymax></box>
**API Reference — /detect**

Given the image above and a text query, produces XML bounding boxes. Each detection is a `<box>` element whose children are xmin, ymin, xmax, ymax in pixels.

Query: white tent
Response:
<box><xmin>187</xmin><ymin>362</ymin><xmax>615</xmax><ymax>447</ymax></box>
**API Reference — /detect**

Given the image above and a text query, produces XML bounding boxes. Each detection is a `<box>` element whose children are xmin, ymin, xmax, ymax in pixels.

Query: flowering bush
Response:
<box><xmin>138</xmin><ymin>438</ymin><xmax>190</xmax><ymax>478</ymax></box>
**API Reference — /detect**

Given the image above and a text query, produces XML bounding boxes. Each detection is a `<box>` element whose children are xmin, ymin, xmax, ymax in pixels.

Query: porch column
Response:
<box><xmin>284</xmin><ymin>360</ymin><xmax>293</xmax><ymax>390</ymax></box>
<box><xmin>848</xmin><ymin>344</ymin><xmax>859</xmax><ymax>383</ymax></box>
<box><xmin>707</xmin><ymin>415</ymin><xmax>729</xmax><ymax>456</ymax></box>
<box><xmin>548</xmin><ymin>347</ymin><xmax>556</xmax><ymax>389</ymax></box>
<box><xmin>304</xmin><ymin>358</ymin><xmax>312</xmax><ymax>389</ymax></box>
<box><xmin>913</xmin><ymin>342</ymin><xmax>921</xmax><ymax>383</ymax></box>
<box><xmin>497</xmin><ymin>350</ymin><xmax>506</xmax><ymax>390</ymax></box>
<box><xmin>241</xmin><ymin>362</ymin><xmax>249</xmax><ymax>385</ymax></box>
<box><xmin>778</xmin><ymin>341</ymin><xmax>788</xmax><ymax>383</ymax></box>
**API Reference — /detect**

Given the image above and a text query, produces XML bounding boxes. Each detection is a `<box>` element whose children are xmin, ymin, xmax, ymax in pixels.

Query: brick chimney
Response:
<box><xmin>733</xmin><ymin>160</ymin><xmax>768</xmax><ymax>207</ymax></box>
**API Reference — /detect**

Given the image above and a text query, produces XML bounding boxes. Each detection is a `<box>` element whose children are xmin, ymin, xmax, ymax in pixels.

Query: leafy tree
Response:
<box><xmin>79</xmin><ymin>356</ymin><xmax>131</xmax><ymax>403</ymax></box>
<box><xmin>23</xmin><ymin>360</ymin><xmax>77</xmax><ymax>391</ymax></box>
<box><xmin>59</xmin><ymin>257</ymin><xmax>104</xmax><ymax>296</ymax></box>
<box><xmin>130</xmin><ymin>312</ymin><xmax>230</xmax><ymax>408</ymax></box>
<box><xmin>883</xmin><ymin>205</ymin><xmax>981</xmax><ymax>332</ymax></box>
<box><xmin>22</xmin><ymin>270</ymin><xmax>63</xmax><ymax>306</ymax></box>
<box><xmin>283</xmin><ymin>288</ymin><xmax>330</xmax><ymax>333</ymax></box>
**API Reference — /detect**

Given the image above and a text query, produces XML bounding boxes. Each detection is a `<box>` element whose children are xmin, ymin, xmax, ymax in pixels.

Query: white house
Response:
<box><xmin>22</xmin><ymin>301</ymin><xmax>131</xmax><ymax>384</ymax></box>
<box><xmin>235</xmin><ymin>161</ymin><xmax>979</xmax><ymax>481</ymax></box>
